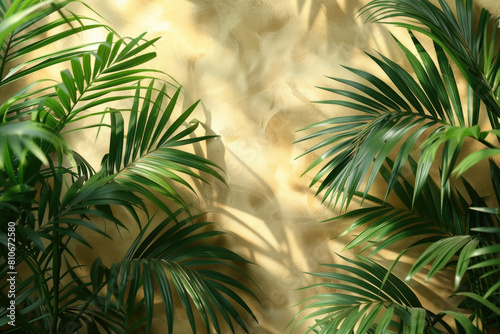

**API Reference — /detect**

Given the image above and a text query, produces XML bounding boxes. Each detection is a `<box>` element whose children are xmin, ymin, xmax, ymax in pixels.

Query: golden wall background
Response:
<box><xmin>69</xmin><ymin>0</ymin><xmax>500</xmax><ymax>333</ymax></box>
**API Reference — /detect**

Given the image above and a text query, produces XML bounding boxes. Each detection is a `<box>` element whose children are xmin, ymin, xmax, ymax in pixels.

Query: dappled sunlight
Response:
<box><xmin>71</xmin><ymin>1</ymin><xmax>422</xmax><ymax>331</ymax></box>
<box><xmin>6</xmin><ymin>0</ymin><xmax>500</xmax><ymax>332</ymax></box>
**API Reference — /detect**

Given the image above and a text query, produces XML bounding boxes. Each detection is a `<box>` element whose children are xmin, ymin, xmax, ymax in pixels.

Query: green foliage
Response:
<box><xmin>294</xmin><ymin>0</ymin><xmax>500</xmax><ymax>332</ymax></box>
<box><xmin>0</xmin><ymin>1</ymin><xmax>257</xmax><ymax>333</ymax></box>
<box><xmin>289</xmin><ymin>255</ymin><xmax>431</xmax><ymax>334</ymax></box>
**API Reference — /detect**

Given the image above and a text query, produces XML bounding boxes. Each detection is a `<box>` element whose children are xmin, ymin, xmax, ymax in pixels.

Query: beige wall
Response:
<box><xmin>71</xmin><ymin>0</ymin><xmax>499</xmax><ymax>333</ymax></box>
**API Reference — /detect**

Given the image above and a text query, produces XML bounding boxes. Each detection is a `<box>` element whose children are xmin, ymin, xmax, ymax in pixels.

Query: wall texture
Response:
<box><xmin>70</xmin><ymin>0</ymin><xmax>500</xmax><ymax>333</ymax></box>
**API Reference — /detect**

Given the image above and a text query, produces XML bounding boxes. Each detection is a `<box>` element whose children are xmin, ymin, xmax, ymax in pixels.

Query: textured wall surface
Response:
<box><xmin>68</xmin><ymin>0</ymin><xmax>499</xmax><ymax>333</ymax></box>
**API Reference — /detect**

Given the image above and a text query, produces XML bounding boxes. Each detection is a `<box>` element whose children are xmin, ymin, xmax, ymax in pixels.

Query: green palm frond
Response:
<box><xmin>324</xmin><ymin>155</ymin><xmax>495</xmax><ymax>255</ymax></box>
<box><xmin>325</xmin><ymin>158</ymin><xmax>452</xmax><ymax>257</ymax></box>
<box><xmin>360</xmin><ymin>0</ymin><xmax>500</xmax><ymax>124</ymax></box>
<box><xmin>289</xmin><ymin>255</ymin><xmax>449</xmax><ymax>334</ymax></box>
<box><xmin>296</xmin><ymin>1</ymin><xmax>500</xmax><ymax>332</ymax></box>
<box><xmin>0</xmin><ymin>26</ymin><xmax>175</xmax><ymax>217</ymax></box>
<box><xmin>299</xmin><ymin>0</ymin><xmax>500</xmax><ymax>212</ymax></box>
<box><xmin>2</xmin><ymin>18</ymin><xmax>169</xmax><ymax>192</ymax></box>
<box><xmin>1</xmin><ymin>1</ymin><xmax>256</xmax><ymax>332</ymax></box>
<box><xmin>0</xmin><ymin>171</ymin><xmax>145</xmax><ymax>330</ymax></box>
<box><xmin>297</xmin><ymin>30</ymin><xmax>477</xmax><ymax>211</ymax></box>
<box><xmin>125</xmin><ymin>210</ymin><xmax>257</xmax><ymax>334</ymax></box>
<box><xmin>0</xmin><ymin>0</ymin><xmax>106</xmax><ymax>87</ymax></box>
<box><xmin>0</xmin><ymin>121</ymin><xmax>69</xmax><ymax>171</ymax></box>
<box><xmin>37</xmin><ymin>32</ymin><xmax>165</xmax><ymax>136</ymax></box>
<box><xmin>455</xmin><ymin>224</ymin><xmax>500</xmax><ymax>331</ymax></box>
<box><xmin>51</xmin><ymin>210</ymin><xmax>258</xmax><ymax>334</ymax></box>
<box><xmin>101</xmin><ymin>83</ymin><xmax>225</xmax><ymax>213</ymax></box>
<box><xmin>32</xmin><ymin>30</ymin><xmax>225</xmax><ymax>215</ymax></box>
<box><xmin>319</xmin><ymin>158</ymin><xmax>499</xmax><ymax>329</ymax></box>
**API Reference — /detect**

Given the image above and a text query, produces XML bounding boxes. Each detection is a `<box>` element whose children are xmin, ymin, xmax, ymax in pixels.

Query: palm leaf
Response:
<box><xmin>101</xmin><ymin>83</ymin><xmax>225</xmax><ymax>213</ymax></box>
<box><xmin>297</xmin><ymin>1</ymin><xmax>500</xmax><ymax>333</ymax></box>
<box><xmin>298</xmin><ymin>30</ymin><xmax>477</xmax><ymax>211</ymax></box>
<box><xmin>290</xmin><ymin>255</ymin><xmax>429</xmax><ymax>333</ymax></box>
<box><xmin>0</xmin><ymin>1</ymin><xmax>256</xmax><ymax>333</ymax></box>
<box><xmin>98</xmin><ymin>210</ymin><xmax>258</xmax><ymax>334</ymax></box>
<box><xmin>360</xmin><ymin>0</ymin><xmax>500</xmax><ymax>127</ymax></box>
<box><xmin>0</xmin><ymin>0</ymin><xmax>106</xmax><ymax>87</ymax></box>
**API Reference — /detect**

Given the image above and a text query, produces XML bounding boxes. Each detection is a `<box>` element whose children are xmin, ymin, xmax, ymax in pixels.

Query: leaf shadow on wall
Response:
<box><xmin>177</xmin><ymin>0</ymin><xmax>407</xmax><ymax>332</ymax></box>
<box><xmin>191</xmin><ymin>105</ymin><xmax>332</xmax><ymax>333</ymax></box>
<box><xmin>177</xmin><ymin>0</ymin><xmax>415</xmax><ymax>332</ymax></box>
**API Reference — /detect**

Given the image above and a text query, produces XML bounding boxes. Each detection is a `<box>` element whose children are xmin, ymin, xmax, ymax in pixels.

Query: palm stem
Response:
<box><xmin>0</xmin><ymin>33</ymin><xmax>12</xmax><ymax>83</ymax></box>
<box><xmin>428</xmin><ymin>310</ymin><xmax>455</xmax><ymax>333</ymax></box>
<box><xmin>479</xmin><ymin>138</ymin><xmax>498</xmax><ymax>149</ymax></box>
<box><xmin>50</xmin><ymin>229</ymin><xmax>61</xmax><ymax>334</ymax></box>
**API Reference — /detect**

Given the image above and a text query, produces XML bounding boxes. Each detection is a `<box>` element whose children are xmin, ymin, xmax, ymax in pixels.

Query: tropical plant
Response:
<box><xmin>0</xmin><ymin>0</ymin><xmax>257</xmax><ymax>333</ymax></box>
<box><xmin>292</xmin><ymin>0</ymin><xmax>500</xmax><ymax>332</ymax></box>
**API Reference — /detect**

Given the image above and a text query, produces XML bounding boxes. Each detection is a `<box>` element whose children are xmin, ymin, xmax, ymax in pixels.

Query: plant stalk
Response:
<box><xmin>50</xmin><ymin>229</ymin><xmax>61</xmax><ymax>334</ymax></box>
